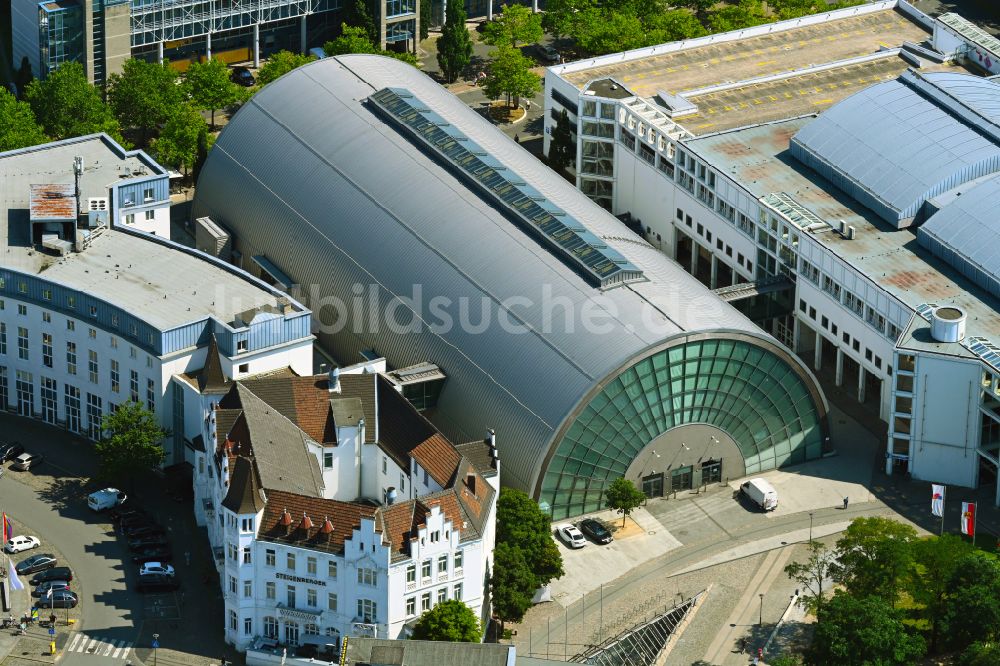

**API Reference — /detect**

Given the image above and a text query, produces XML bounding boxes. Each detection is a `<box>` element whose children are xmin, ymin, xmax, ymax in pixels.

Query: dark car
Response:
<box><xmin>32</xmin><ymin>580</ymin><xmax>70</xmax><ymax>598</ymax></box>
<box><xmin>136</xmin><ymin>573</ymin><xmax>180</xmax><ymax>593</ymax></box>
<box><xmin>30</xmin><ymin>567</ymin><xmax>73</xmax><ymax>586</ymax></box>
<box><xmin>230</xmin><ymin>66</ymin><xmax>255</xmax><ymax>87</ymax></box>
<box><xmin>118</xmin><ymin>515</ymin><xmax>158</xmax><ymax>532</ymax></box>
<box><xmin>578</xmin><ymin>518</ymin><xmax>613</xmax><ymax>544</ymax></box>
<box><xmin>536</xmin><ymin>44</ymin><xmax>560</xmax><ymax>64</ymax></box>
<box><xmin>110</xmin><ymin>508</ymin><xmax>148</xmax><ymax>524</ymax></box>
<box><xmin>15</xmin><ymin>554</ymin><xmax>57</xmax><ymax>575</ymax></box>
<box><xmin>132</xmin><ymin>547</ymin><xmax>173</xmax><ymax>564</ymax></box>
<box><xmin>46</xmin><ymin>590</ymin><xmax>78</xmax><ymax>608</ymax></box>
<box><xmin>122</xmin><ymin>524</ymin><xmax>165</xmax><ymax>539</ymax></box>
<box><xmin>0</xmin><ymin>441</ymin><xmax>24</xmax><ymax>462</ymax></box>
<box><xmin>128</xmin><ymin>536</ymin><xmax>168</xmax><ymax>551</ymax></box>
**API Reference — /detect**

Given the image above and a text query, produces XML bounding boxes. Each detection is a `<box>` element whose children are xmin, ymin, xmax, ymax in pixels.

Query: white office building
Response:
<box><xmin>543</xmin><ymin>1</ymin><xmax>1000</xmax><ymax>504</ymax></box>
<box><xmin>189</xmin><ymin>360</ymin><xmax>498</xmax><ymax>652</ymax></box>
<box><xmin>0</xmin><ymin>134</ymin><xmax>313</xmax><ymax>464</ymax></box>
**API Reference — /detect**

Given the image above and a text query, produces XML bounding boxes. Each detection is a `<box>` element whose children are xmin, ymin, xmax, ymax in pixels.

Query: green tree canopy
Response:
<box><xmin>496</xmin><ymin>488</ymin><xmax>564</xmax><ymax>587</ymax></box>
<box><xmin>482</xmin><ymin>4</ymin><xmax>543</xmax><ymax>49</ymax></box>
<box><xmin>604</xmin><ymin>477</ymin><xmax>645</xmax><ymax>527</ymax></box>
<box><xmin>25</xmin><ymin>62</ymin><xmax>124</xmax><ymax>144</ymax></box>
<box><xmin>548</xmin><ymin>108</ymin><xmax>575</xmax><ymax>174</ymax></box>
<box><xmin>346</xmin><ymin>0</ymin><xmax>379</xmax><ymax>45</ymax></box>
<box><xmin>941</xmin><ymin>551</ymin><xmax>1000</xmax><ymax>650</ymax></box>
<box><xmin>95</xmin><ymin>401</ymin><xmax>168</xmax><ymax>486</ymax></box>
<box><xmin>706</xmin><ymin>0</ymin><xmax>769</xmax><ymax>32</ymax></box>
<box><xmin>807</xmin><ymin>592</ymin><xmax>925</xmax><ymax>666</ymax></box>
<box><xmin>0</xmin><ymin>87</ymin><xmax>48</xmax><ymax>152</ymax></box>
<box><xmin>325</xmin><ymin>24</ymin><xmax>379</xmax><ymax>56</ymax></box>
<box><xmin>482</xmin><ymin>46</ymin><xmax>540</xmax><ymax>109</ymax></box>
<box><xmin>542</xmin><ymin>0</ymin><xmax>595</xmax><ymax>41</ymax></box>
<box><xmin>256</xmin><ymin>50</ymin><xmax>316</xmax><ymax>87</ymax></box>
<box><xmin>106</xmin><ymin>58</ymin><xmax>181</xmax><ymax>147</ymax></box>
<box><xmin>490</xmin><ymin>541</ymin><xmax>537</xmax><ymax>630</ymax></box>
<box><xmin>436</xmin><ymin>3</ymin><xmax>473</xmax><ymax>83</ymax></box>
<box><xmin>184</xmin><ymin>58</ymin><xmax>243</xmax><ymax>129</ymax></box>
<box><xmin>908</xmin><ymin>534</ymin><xmax>974</xmax><ymax>651</ymax></box>
<box><xmin>153</xmin><ymin>103</ymin><xmax>208</xmax><ymax>176</ymax></box>
<box><xmin>959</xmin><ymin>641</ymin><xmax>1000</xmax><ymax>666</ymax></box>
<box><xmin>831</xmin><ymin>517</ymin><xmax>917</xmax><ymax>605</ymax></box>
<box><xmin>784</xmin><ymin>540</ymin><xmax>836</xmax><ymax>614</ymax></box>
<box><xmin>411</xmin><ymin>599</ymin><xmax>481</xmax><ymax>642</ymax></box>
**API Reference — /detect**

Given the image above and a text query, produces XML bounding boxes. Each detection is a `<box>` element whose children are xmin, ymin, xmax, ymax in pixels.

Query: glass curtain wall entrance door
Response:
<box><xmin>642</xmin><ymin>473</ymin><xmax>664</xmax><ymax>498</ymax></box>
<box><xmin>701</xmin><ymin>459</ymin><xmax>722</xmax><ymax>485</ymax></box>
<box><xmin>671</xmin><ymin>466</ymin><xmax>693</xmax><ymax>492</ymax></box>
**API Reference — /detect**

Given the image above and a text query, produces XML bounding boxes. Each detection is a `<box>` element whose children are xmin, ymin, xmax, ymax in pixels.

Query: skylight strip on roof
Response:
<box><xmin>369</xmin><ymin>87</ymin><xmax>643</xmax><ymax>288</ymax></box>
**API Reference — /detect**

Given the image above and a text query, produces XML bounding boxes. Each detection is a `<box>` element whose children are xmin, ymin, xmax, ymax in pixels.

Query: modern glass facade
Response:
<box><xmin>540</xmin><ymin>338</ymin><xmax>825</xmax><ymax>519</ymax></box>
<box><xmin>39</xmin><ymin>0</ymin><xmax>85</xmax><ymax>76</ymax></box>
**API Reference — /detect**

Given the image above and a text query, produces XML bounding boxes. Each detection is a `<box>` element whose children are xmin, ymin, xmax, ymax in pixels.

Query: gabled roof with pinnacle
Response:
<box><xmin>222</xmin><ymin>454</ymin><xmax>267</xmax><ymax>514</ymax></box>
<box><xmin>199</xmin><ymin>334</ymin><xmax>229</xmax><ymax>394</ymax></box>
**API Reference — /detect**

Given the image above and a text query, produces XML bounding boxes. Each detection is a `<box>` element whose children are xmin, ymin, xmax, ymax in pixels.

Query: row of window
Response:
<box><xmin>798</xmin><ymin>299</ymin><xmax>892</xmax><ymax>373</ymax></box>
<box><xmin>123</xmin><ymin>210</ymin><xmax>157</xmax><ymax>225</ymax></box>
<box><xmin>404</xmin><ymin>583</ymin><xmax>463</xmax><ymax>617</ymax></box>
<box><xmin>674</xmin><ymin>208</ymin><xmax>754</xmax><ymax>274</ymax></box>
<box><xmin>405</xmin><ymin>551</ymin><xmax>463</xmax><ymax>584</ymax></box>
<box><xmin>799</xmin><ymin>259</ymin><xmax>903</xmax><ymax>343</ymax></box>
<box><xmin>0</xmin><ymin>368</ymin><xmax>108</xmax><ymax>438</ymax></box>
<box><xmin>0</xmin><ymin>291</ymin><xmax>156</xmax><ymax>348</ymax></box>
<box><xmin>263</xmin><ymin>548</ymin><xmax>340</xmax><ymax>579</ymax></box>
<box><xmin>254</xmin><ymin>614</ymin><xmax>343</xmax><ymax>644</ymax></box>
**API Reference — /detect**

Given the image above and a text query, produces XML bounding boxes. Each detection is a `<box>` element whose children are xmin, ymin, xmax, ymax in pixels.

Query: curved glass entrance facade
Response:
<box><xmin>539</xmin><ymin>338</ymin><xmax>825</xmax><ymax>519</ymax></box>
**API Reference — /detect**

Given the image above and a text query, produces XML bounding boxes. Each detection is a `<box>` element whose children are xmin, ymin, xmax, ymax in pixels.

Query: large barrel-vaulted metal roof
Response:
<box><xmin>919</xmin><ymin>174</ymin><xmax>1000</xmax><ymax>298</ymax></box>
<box><xmin>193</xmin><ymin>55</ymin><xmax>793</xmax><ymax>493</ymax></box>
<box><xmin>790</xmin><ymin>70</ymin><xmax>1000</xmax><ymax>225</ymax></box>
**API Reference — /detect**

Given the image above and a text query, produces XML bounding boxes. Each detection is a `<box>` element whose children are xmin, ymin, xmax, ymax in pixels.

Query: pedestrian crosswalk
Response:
<box><xmin>65</xmin><ymin>632</ymin><xmax>134</xmax><ymax>660</ymax></box>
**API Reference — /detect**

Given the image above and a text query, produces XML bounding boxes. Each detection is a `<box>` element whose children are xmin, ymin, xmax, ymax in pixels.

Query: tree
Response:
<box><xmin>482</xmin><ymin>3</ymin><xmax>543</xmax><ymax>49</ymax></box>
<box><xmin>495</xmin><ymin>488</ymin><xmax>564</xmax><ymax>587</ymax></box>
<box><xmin>784</xmin><ymin>540</ymin><xmax>836</xmax><ymax>614</ymax></box>
<box><xmin>548</xmin><ymin>108</ymin><xmax>575</xmax><ymax>174</ymax></box>
<box><xmin>575</xmin><ymin>10</ymin><xmax>645</xmax><ymax>56</ymax></box>
<box><xmin>0</xmin><ymin>87</ymin><xmax>48</xmax><ymax>151</ymax></box>
<box><xmin>193</xmin><ymin>124</ymin><xmax>213</xmax><ymax>182</ymax></box>
<box><xmin>25</xmin><ymin>62</ymin><xmax>124</xmax><ymax>143</ymax></box>
<box><xmin>604</xmin><ymin>478</ymin><xmax>645</xmax><ymax>528</ymax></box>
<box><xmin>706</xmin><ymin>0</ymin><xmax>769</xmax><ymax>33</ymax></box>
<box><xmin>411</xmin><ymin>599</ymin><xmax>481</xmax><ymax>642</ymax></box>
<box><xmin>153</xmin><ymin>103</ymin><xmax>208</xmax><ymax>177</ymax></box>
<box><xmin>325</xmin><ymin>24</ymin><xmax>378</xmax><ymax>56</ymax></box>
<box><xmin>346</xmin><ymin>0</ymin><xmax>379</xmax><ymax>46</ymax></box>
<box><xmin>419</xmin><ymin>0</ymin><xmax>431</xmax><ymax>41</ymax></box>
<box><xmin>482</xmin><ymin>46</ymin><xmax>540</xmax><ymax>110</ymax></box>
<box><xmin>184</xmin><ymin>57</ymin><xmax>243</xmax><ymax>130</ymax></box>
<box><xmin>941</xmin><ymin>551</ymin><xmax>1000</xmax><ymax>650</ymax></box>
<box><xmin>645</xmin><ymin>9</ymin><xmax>708</xmax><ymax>44</ymax></box>
<box><xmin>806</xmin><ymin>592</ymin><xmax>925</xmax><ymax>666</ymax></box>
<box><xmin>14</xmin><ymin>56</ymin><xmax>34</xmax><ymax>98</ymax></box>
<box><xmin>542</xmin><ymin>0</ymin><xmax>595</xmax><ymax>41</ymax></box>
<box><xmin>908</xmin><ymin>534</ymin><xmax>973</xmax><ymax>651</ymax></box>
<box><xmin>106</xmin><ymin>58</ymin><xmax>181</xmax><ymax>147</ymax></box>
<box><xmin>436</xmin><ymin>3</ymin><xmax>473</xmax><ymax>83</ymax></box>
<box><xmin>95</xmin><ymin>401</ymin><xmax>168</xmax><ymax>486</ymax></box>
<box><xmin>490</xmin><ymin>542</ymin><xmax>537</xmax><ymax>632</ymax></box>
<box><xmin>256</xmin><ymin>50</ymin><xmax>315</xmax><ymax>87</ymax></box>
<box><xmin>960</xmin><ymin>641</ymin><xmax>1000</xmax><ymax>666</ymax></box>
<box><xmin>831</xmin><ymin>517</ymin><xmax>916</xmax><ymax>606</ymax></box>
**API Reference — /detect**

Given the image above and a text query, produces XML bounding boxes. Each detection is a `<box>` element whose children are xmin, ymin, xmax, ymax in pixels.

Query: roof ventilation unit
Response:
<box><xmin>838</xmin><ymin>220</ymin><xmax>847</xmax><ymax>235</ymax></box>
<box><xmin>930</xmin><ymin>306</ymin><xmax>967</xmax><ymax>343</ymax></box>
<box><xmin>846</xmin><ymin>225</ymin><xmax>856</xmax><ymax>240</ymax></box>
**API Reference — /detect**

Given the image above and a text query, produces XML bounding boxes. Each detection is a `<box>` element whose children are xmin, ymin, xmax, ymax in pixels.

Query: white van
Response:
<box><xmin>740</xmin><ymin>478</ymin><xmax>778</xmax><ymax>511</ymax></box>
<box><xmin>87</xmin><ymin>488</ymin><xmax>127</xmax><ymax>512</ymax></box>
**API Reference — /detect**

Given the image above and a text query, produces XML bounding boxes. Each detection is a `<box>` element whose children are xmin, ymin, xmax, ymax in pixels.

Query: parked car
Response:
<box><xmin>578</xmin><ymin>518</ymin><xmax>613</xmax><ymax>544</ymax></box>
<box><xmin>11</xmin><ymin>452</ymin><xmax>43</xmax><ymax>471</ymax></box>
<box><xmin>131</xmin><ymin>545</ymin><xmax>173</xmax><ymax>563</ymax></box>
<box><xmin>536</xmin><ymin>44</ymin><xmax>560</xmax><ymax>63</ymax></box>
<box><xmin>740</xmin><ymin>478</ymin><xmax>778</xmax><ymax>512</ymax></box>
<box><xmin>555</xmin><ymin>523</ymin><xmax>587</xmax><ymax>549</ymax></box>
<box><xmin>123</xmin><ymin>524</ymin><xmax>166</xmax><ymax>539</ymax></box>
<box><xmin>136</xmin><ymin>573</ymin><xmax>180</xmax><ymax>593</ymax></box>
<box><xmin>118</xmin><ymin>514</ymin><xmax>157</xmax><ymax>530</ymax></box>
<box><xmin>30</xmin><ymin>567</ymin><xmax>73</xmax><ymax>585</ymax></box>
<box><xmin>32</xmin><ymin>580</ymin><xmax>70</xmax><ymax>598</ymax></box>
<box><xmin>0</xmin><ymin>441</ymin><xmax>24</xmax><ymax>462</ymax></box>
<box><xmin>15</xmin><ymin>554</ymin><xmax>57</xmax><ymax>575</ymax></box>
<box><xmin>88</xmin><ymin>488</ymin><xmax>127</xmax><ymax>512</ymax></box>
<box><xmin>128</xmin><ymin>536</ymin><xmax>168</xmax><ymax>551</ymax></box>
<box><xmin>230</xmin><ymin>66</ymin><xmax>255</xmax><ymax>87</ymax></box>
<box><xmin>138</xmin><ymin>562</ymin><xmax>175</xmax><ymax>577</ymax></box>
<box><xmin>5</xmin><ymin>535</ymin><xmax>41</xmax><ymax>553</ymax></box>
<box><xmin>46</xmin><ymin>590</ymin><xmax>78</xmax><ymax>608</ymax></box>
<box><xmin>110</xmin><ymin>508</ymin><xmax>148</xmax><ymax>524</ymax></box>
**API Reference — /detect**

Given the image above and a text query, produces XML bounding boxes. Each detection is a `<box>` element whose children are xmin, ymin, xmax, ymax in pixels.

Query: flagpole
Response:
<box><xmin>973</xmin><ymin>502</ymin><xmax>977</xmax><ymax>545</ymax></box>
<box><xmin>940</xmin><ymin>486</ymin><xmax>945</xmax><ymax>536</ymax></box>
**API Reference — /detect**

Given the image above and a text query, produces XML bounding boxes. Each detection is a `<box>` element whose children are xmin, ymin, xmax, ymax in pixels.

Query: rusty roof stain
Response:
<box><xmin>29</xmin><ymin>184</ymin><xmax>76</xmax><ymax>221</ymax></box>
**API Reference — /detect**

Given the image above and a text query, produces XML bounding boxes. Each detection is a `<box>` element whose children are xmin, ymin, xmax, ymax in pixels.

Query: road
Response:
<box><xmin>0</xmin><ymin>472</ymin><xmax>140</xmax><ymax>665</ymax></box>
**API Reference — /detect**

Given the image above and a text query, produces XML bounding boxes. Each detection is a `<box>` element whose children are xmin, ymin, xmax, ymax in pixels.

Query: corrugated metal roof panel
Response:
<box><xmin>29</xmin><ymin>183</ymin><xmax>76</xmax><ymax>220</ymax></box>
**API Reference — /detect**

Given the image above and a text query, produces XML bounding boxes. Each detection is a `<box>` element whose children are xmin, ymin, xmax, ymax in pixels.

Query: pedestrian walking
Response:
<box><xmin>514</xmin><ymin>134</ymin><xmax>520</xmax><ymax>144</ymax></box>
<box><xmin>18</xmin><ymin>621</ymin><xmax>26</xmax><ymax>635</ymax></box>
<box><xmin>49</xmin><ymin>613</ymin><xmax>56</xmax><ymax>627</ymax></box>
<box><xmin>525</xmin><ymin>99</ymin><xmax>531</xmax><ymax>110</ymax></box>
<box><xmin>843</xmin><ymin>496</ymin><xmax>849</xmax><ymax>510</ymax></box>
<box><xmin>30</xmin><ymin>608</ymin><xmax>38</xmax><ymax>623</ymax></box>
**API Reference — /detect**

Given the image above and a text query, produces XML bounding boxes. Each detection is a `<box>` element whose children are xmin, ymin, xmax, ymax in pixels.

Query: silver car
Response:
<box><xmin>11</xmin><ymin>452</ymin><xmax>43</xmax><ymax>471</ymax></box>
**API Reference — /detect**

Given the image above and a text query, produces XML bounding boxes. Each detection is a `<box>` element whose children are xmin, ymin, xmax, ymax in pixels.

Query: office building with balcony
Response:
<box><xmin>543</xmin><ymin>1</ymin><xmax>1000</xmax><ymax>504</ymax></box>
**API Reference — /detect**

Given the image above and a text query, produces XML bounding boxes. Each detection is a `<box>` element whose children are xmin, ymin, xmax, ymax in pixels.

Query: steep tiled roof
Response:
<box><xmin>378</xmin><ymin>500</ymin><xmax>420</xmax><ymax>562</ymax></box>
<box><xmin>410</xmin><ymin>435</ymin><xmax>462</xmax><ymax>488</ymax></box>
<box><xmin>200</xmin><ymin>335</ymin><xmax>229</xmax><ymax>394</ymax></box>
<box><xmin>259</xmin><ymin>489</ymin><xmax>377</xmax><ymax>554</ymax></box>
<box><xmin>455</xmin><ymin>440</ymin><xmax>498</xmax><ymax>478</ymax></box>
<box><xmin>222</xmin><ymin>455</ymin><xmax>267</xmax><ymax>514</ymax></box>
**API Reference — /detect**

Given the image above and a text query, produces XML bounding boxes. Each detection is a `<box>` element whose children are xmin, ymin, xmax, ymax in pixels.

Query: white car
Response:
<box><xmin>5</xmin><ymin>535</ymin><xmax>41</xmax><ymax>553</ymax></box>
<box><xmin>555</xmin><ymin>523</ymin><xmax>587</xmax><ymax>549</ymax></box>
<box><xmin>139</xmin><ymin>562</ymin><xmax>175</xmax><ymax>577</ymax></box>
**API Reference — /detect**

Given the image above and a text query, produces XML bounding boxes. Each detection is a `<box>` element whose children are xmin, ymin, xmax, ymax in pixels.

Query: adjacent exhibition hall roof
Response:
<box><xmin>193</xmin><ymin>54</ymin><xmax>774</xmax><ymax>491</ymax></box>
<box><xmin>0</xmin><ymin>135</ymin><xmax>301</xmax><ymax>331</ymax></box>
<box><xmin>789</xmin><ymin>70</ymin><xmax>1000</xmax><ymax>224</ymax></box>
<box><xmin>918</xmin><ymin>174</ymin><xmax>1000</xmax><ymax>299</ymax></box>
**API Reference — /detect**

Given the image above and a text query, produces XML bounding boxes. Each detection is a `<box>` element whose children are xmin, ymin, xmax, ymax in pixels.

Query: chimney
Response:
<box><xmin>465</xmin><ymin>473</ymin><xmax>477</xmax><ymax>496</ymax></box>
<box><xmin>328</xmin><ymin>367</ymin><xmax>341</xmax><ymax>393</ymax></box>
<box><xmin>486</xmin><ymin>428</ymin><xmax>498</xmax><ymax>462</ymax></box>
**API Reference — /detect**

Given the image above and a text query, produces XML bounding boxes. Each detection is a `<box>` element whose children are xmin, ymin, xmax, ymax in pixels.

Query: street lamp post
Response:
<box><xmin>809</xmin><ymin>512</ymin><xmax>814</xmax><ymax>543</ymax></box>
<box><xmin>759</xmin><ymin>594</ymin><xmax>764</xmax><ymax>627</ymax></box>
<box><xmin>152</xmin><ymin>633</ymin><xmax>159</xmax><ymax>666</ymax></box>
